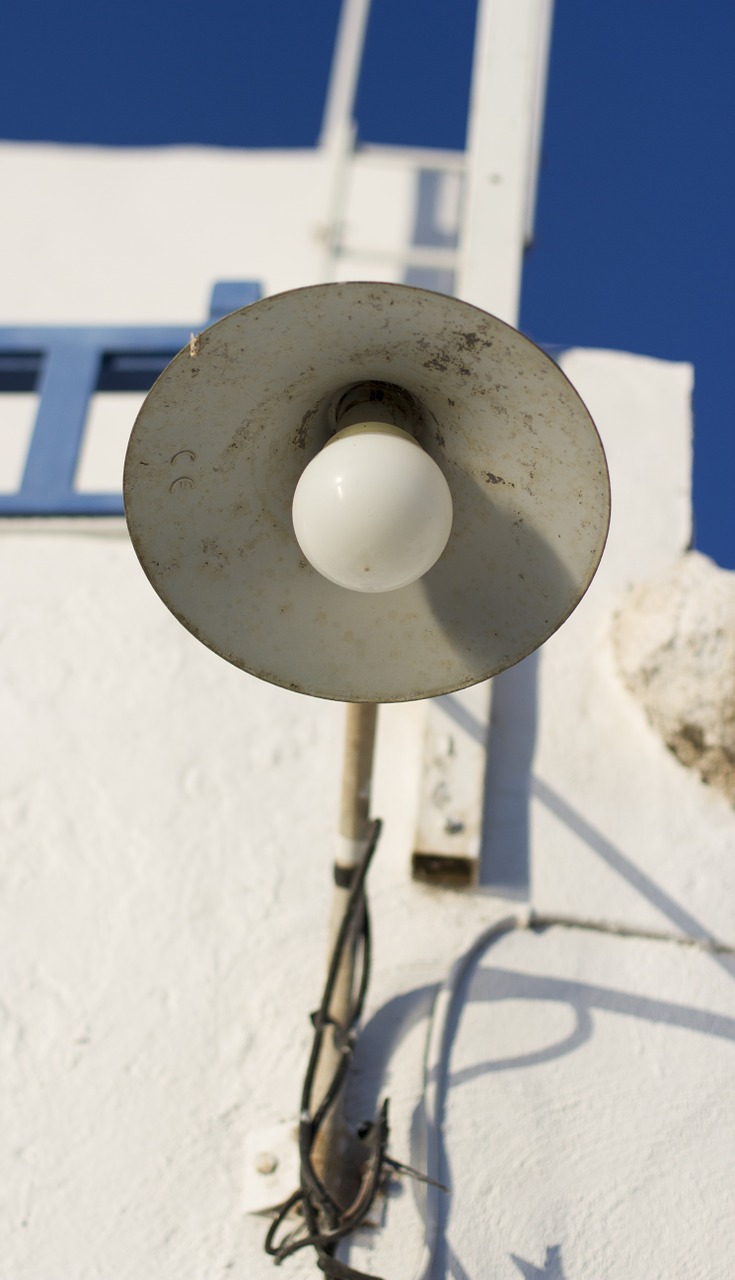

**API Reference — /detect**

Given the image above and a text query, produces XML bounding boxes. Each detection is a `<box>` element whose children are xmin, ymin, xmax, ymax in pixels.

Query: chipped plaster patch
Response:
<box><xmin>612</xmin><ymin>551</ymin><xmax>735</xmax><ymax>801</ymax></box>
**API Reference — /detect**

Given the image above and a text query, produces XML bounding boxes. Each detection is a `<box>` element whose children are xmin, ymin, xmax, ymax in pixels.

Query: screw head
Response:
<box><xmin>444</xmin><ymin>816</ymin><xmax>465</xmax><ymax>835</ymax></box>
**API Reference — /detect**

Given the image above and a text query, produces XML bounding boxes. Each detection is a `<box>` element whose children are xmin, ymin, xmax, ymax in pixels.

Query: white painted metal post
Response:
<box><xmin>457</xmin><ymin>0</ymin><xmax>554</xmax><ymax>321</ymax></box>
<box><xmin>320</xmin><ymin>0</ymin><xmax>372</xmax><ymax>151</ymax></box>
<box><xmin>413</xmin><ymin>0</ymin><xmax>555</xmax><ymax>884</ymax></box>
<box><xmin>319</xmin><ymin>0</ymin><xmax>373</xmax><ymax>280</ymax></box>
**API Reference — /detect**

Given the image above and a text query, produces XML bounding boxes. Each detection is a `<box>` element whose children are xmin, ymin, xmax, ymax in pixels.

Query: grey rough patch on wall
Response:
<box><xmin>612</xmin><ymin>551</ymin><xmax>735</xmax><ymax>802</ymax></box>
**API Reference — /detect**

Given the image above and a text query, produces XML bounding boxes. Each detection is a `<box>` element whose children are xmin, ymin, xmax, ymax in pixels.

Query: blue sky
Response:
<box><xmin>2</xmin><ymin>0</ymin><xmax>733</xmax><ymax>566</ymax></box>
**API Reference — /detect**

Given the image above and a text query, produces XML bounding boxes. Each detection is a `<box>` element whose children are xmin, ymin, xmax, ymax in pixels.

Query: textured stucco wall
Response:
<box><xmin>1</xmin><ymin>141</ymin><xmax>733</xmax><ymax>1279</ymax></box>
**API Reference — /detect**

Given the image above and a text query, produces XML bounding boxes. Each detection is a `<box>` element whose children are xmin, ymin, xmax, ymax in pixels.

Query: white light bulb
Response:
<box><xmin>292</xmin><ymin>423</ymin><xmax>453</xmax><ymax>593</ymax></box>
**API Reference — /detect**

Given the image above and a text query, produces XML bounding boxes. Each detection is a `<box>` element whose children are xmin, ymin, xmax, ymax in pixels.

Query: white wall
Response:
<box><xmin>1</xmin><ymin>138</ymin><xmax>733</xmax><ymax>1278</ymax></box>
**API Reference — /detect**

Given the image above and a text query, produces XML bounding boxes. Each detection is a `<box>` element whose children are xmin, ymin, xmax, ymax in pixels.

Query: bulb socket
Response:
<box><xmin>332</xmin><ymin>381</ymin><xmax>424</xmax><ymax>439</ymax></box>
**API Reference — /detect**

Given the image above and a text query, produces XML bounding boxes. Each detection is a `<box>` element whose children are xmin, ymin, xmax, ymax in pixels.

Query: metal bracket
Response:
<box><xmin>242</xmin><ymin>1121</ymin><xmax>301</xmax><ymax>1216</ymax></box>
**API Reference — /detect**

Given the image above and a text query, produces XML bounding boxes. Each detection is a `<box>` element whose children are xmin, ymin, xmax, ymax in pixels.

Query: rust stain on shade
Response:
<box><xmin>294</xmin><ymin>405</ymin><xmax>318</xmax><ymax>450</ymax></box>
<box><xmin>424</xmin><ymin>356</ymin><xmax>448</xmax><ymax>373</ymax></box>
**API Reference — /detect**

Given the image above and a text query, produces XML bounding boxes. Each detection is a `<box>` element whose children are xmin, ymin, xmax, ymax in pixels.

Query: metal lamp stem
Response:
<box><xmin>310</xmin><ymin>702</ymin><xmax>379</xmax><ymax>1210</ymax></box>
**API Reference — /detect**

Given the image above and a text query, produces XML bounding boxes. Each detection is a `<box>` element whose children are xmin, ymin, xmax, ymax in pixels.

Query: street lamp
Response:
<box><xmin>123</xmin><ymin>281</ymin><xmax>610</xmax><ymax>1273</ymax></box>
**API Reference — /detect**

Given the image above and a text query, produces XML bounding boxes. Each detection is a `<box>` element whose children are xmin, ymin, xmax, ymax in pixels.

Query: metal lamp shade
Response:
<box><xmin>124</xmin><ymin>282</ymin><xmax>610</xmax><ymax>702</ymax></box>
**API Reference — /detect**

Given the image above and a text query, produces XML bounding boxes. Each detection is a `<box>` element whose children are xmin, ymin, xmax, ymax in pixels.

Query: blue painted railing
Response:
<box><xmin>0</xmin><ymin>281</ymin><xmax>261</xmax><ymax>516</ymax></box>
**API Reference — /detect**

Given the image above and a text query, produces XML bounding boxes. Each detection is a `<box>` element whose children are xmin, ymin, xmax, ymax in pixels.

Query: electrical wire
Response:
<box><xmin>265</xmin><ymin>818</ymin><xmax>396</xmax><ymax>1279</ymax></box>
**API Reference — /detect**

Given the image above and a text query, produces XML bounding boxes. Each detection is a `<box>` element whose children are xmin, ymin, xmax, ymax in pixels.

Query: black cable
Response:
<box><xmin>264</xmin><ymin>816</ymin><xmax>449</xmax><ymax>1276</ymax></box>
<box><xmin>265</xmin><ymin>819</ymin><xmax>392</xmax><ymax>1278</ymax></box>
<box><xmin>301</xmin><ymin>820</ymin><xmax>381</xmax><ymax>1118</ymax></box>
<box><xmin>298</xmin><ymin>820</ymin><xmax>382</xmax><ymax>1231</ymax></box>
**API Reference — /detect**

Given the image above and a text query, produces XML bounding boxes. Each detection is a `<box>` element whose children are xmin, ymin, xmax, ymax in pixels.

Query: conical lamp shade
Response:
<box><xmin>124</xmin><ymin>282</ymin><xmax>610</xmax><ymax>702</ymax></box>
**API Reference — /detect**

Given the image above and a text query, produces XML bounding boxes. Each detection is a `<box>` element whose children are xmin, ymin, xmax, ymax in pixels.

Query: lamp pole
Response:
<box><xmin>310</xmin><ymin>701</ymin><xmax>378</xmax><ymax>1208</ymax></box>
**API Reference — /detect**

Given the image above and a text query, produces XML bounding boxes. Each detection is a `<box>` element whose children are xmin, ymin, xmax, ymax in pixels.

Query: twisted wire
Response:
<box><xmin>265</xmin><ymin>819</ymin><xmax>391</xmax><ymax>1279</ymax></box>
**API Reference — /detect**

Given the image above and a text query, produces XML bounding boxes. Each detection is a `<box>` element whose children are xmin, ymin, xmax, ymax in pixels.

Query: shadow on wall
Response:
<box><xmin>439</xmin><ymin>651</ymin><xmax>539</xmax><ymax>897</ymax></box>
<box><xmin>445</xmin><ymin>666</ymin><xmax>735</xmax><ymax>980</ymax></box>
<box><xmin>348</xmin><ymin>918</ymin><xmax>735</xmax><ymax>1280</ymax></box>
<box><xmin>480</xmin><ymin>650</ymin><xmax>539</xmax><ymax>895</ymax></box>
<box><xmin>510</xmin><ymin>1244</ymin><xmax>566</xmax><ymax>1279</ymax></box>
<box><xmin>449</xmin><ymin>954</ymin><xmax>735</xmax><ymax>1085</ymax></box>
<box><xmin>531</xmin><ymin>777</ymin><xmax>735</xmax><ymax>981</ymax></box>
<box><xmin>431</xmin><ymin>930</ymin><xmax>735</xmax><ymax>1278</ymax></box>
